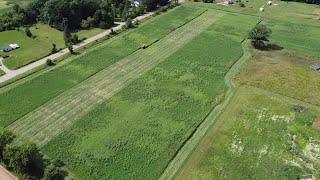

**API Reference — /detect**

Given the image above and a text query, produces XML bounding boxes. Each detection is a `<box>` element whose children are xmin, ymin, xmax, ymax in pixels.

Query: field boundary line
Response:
<box><xmin>159</xmin><ymin>40</ymin><xmax>253</xmax><ymax>180</ymax></box>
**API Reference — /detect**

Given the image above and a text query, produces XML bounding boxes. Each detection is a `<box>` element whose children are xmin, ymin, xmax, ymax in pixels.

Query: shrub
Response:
<box><xmin>25</xmin><ymin>27</ymin><xmax>32</xmax><ymax>37</ymax></box>
<box><xmin>239</xmin><ymin>2</ymin><xmax>245</xmax><ymax>7</ymax></box>
<box><xmin>125</xmin><ymin>18</ymin><xmax>133</xmax><ymax>29</ymax></box>
<box><xmin>70</xmin><ymin>34</ymin><xmax>80</xmax><ymax>44</ymax></box>
<box><xmin>51</xmin><ymin>43</ymin><xmax>58</xmax><ymax>54</ymax></box>
<box><xmin>99</xmin><ymin>22</ymin><xmax>108</xmax><ymax>29</ymax></box>
<box><xmin>46</xmin><ymin>59</ymin><xmax>55</xmax><ymax>66</ymax></box>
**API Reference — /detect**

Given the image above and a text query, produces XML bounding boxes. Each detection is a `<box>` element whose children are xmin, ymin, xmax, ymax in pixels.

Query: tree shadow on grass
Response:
<box><xmin>261</xmin><ymin>43</ymin><xmax>284</xmax><ymax>51</ymax></box>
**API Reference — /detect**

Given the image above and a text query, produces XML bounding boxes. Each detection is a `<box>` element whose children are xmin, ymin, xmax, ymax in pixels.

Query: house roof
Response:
<box><xmin>0</xmin><ymin>46</ymin><xmax>13</xmax><ymax>50</ymax></box>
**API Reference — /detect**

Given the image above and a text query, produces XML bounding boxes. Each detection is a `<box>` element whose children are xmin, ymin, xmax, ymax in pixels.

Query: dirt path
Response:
<box><xmin>0</xmin><ymin>165</ymin><xmax>16</xmax><ymax>180</ymax></box>
<box><xmin>0</xmin><ymin>12</ymin><xmax>155</xmax><ymax>84</ymax></box>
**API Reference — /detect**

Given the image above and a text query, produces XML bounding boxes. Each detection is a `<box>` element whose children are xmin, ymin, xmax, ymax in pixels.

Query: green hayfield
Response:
<box><xmin>264</xmin><ymin>20</ymin><xmax>320</xmax><ymax>58</ymax></box>
<box><xmin>176</xmin><ymin>87</ymin><xmax>320</xmax><ymax>179</ymax></box>
<box><xmin>41</xmin><ymin>13</ymin><xmax>260</xmax><ymax>179</ymax></box>
<box><xmin>0</xmin><ymin>6</ymin><xmax>205</xmax><ymax>127</ymax></box>
<box><xmin>9</xmin><ymin>10</ymin><xmax>225</xmax><ymax>146</ymax></box>
<box><xmin>236</xmin><ymin>50</ymin><xmax>320</xmax><ymax>106</ymax></box>
<box><xmin>185</xmin><ymin>0</ymin><xmax>319</xmax><ymax>26</ymax></box>
<box><xmin>0</xmin><ymin>24</ymin><xmax>65</xmax><ymax>70</ymax></box>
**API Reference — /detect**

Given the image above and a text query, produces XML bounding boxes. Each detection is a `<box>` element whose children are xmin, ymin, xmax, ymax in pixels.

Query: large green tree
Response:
<box><xmin>0</xmin><ymin>129</ymin><xmax>15</xmax><ymax>160</ymax></box>
<box><xmin>248</xmin><ymin>24</ymin><xmax>272</xmax><ymax>49</ymax></box>
<box><xmin>4</xmin><ymin>141</ymin><xmax>46</xmax><ymax>178</ymax></box>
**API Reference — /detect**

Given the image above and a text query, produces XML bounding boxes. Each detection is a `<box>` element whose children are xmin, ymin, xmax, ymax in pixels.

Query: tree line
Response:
<box><xmin>0</xmin><ymin>0</ymin><xmax>171</xmax><ymax>32</ymax></box>
<box><xmin>0</xmin><ymin>128</ymin><xmax>67</xmax><ymax>180</ymax></box>
<box><xmin>282</xmin><ymin>0</ymin><xmax>319</xmax><ymax>4</ymax></box>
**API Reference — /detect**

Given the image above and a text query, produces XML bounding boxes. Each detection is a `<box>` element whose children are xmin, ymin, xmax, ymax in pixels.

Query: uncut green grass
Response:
<box><xmin>0</xmin><ymin>6</ymin><xmax>204</xmax><ymax>127</ymax></box>
<box><xmin>186</xmin><ymin>0</ymin><xmax>319</xmax><ymax>27</ymax></box>
<box><xmin>186</xmin><ymin>87</ymin><xmax>320</xmax><ymax>179</ymax></box>
<box><xmin>43</xmin><ymin>13</ymin><xmax>260</xmax><ymax>180</ymax></box>
<box><xmin>264</xmin><ymin>20</ymin><xmax>320</xmax><ymax>58</ymax></box>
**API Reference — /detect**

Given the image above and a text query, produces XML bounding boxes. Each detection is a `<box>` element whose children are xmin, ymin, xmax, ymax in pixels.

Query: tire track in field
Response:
<box><xmin>9</xmin><ymin>10</ymin><xmax>225</xmax><ymax>146</ymax></box>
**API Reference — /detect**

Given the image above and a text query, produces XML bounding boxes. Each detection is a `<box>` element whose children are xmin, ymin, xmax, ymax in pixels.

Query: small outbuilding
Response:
<box><xmin>259</xmin><ymin>7</ymin><xmax>264</xmax><ymax>11</ymax></box>
<box><xmin>311</xmin><ymin>64</ymin><xmax>320</xmax><ymax>71</ymax></box>
<box><xmin>267</xmin><ymin>1</ymin><xmax>272</xmax><ymax>5</ymax></box>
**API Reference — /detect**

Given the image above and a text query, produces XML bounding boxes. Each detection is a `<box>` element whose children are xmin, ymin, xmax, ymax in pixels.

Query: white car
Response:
<box><xmin>9</xmin><ymin>44</ymin><xmax>20</xmax><ymax>49</ymax></box>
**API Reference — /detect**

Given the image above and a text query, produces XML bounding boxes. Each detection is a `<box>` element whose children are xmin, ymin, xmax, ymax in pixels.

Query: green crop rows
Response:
<box><xmin>8</xmin><ymin>10</ymin><xmax>225</xmax><ymax>146</ymax></box>
<box><xmin>42</xmin><ymin>13</ymin><xmax>260</xmax><ymax>179</ymax></box>
<box><xmin>0</xmin><ymin>6</ymin><xmax>204</xmax><ymax>127</ymax></box>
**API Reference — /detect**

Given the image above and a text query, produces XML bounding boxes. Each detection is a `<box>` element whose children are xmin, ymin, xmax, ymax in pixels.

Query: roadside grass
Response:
<box><xmin>236</xmin><ymin>50</ymin><xmax>320</xmax><ymax>106</ymax></box>
<box><xmin>176</xmin><ymin>86</ymin><xmax>320</xmax><ymax>179</ymax></box>
<box><xmin>74</xmin><ymin>28</ymin><xmax>106</xmax><ymax>41</ymax></box>
<box><xmin>0</xmin><ymin>6</ymin><xmax>205</xmax><ymax>127</ymax></box>
<box><xmin>41</xmin><ymin>13</ymin><xmax>260</xmax><ymax>180</ymax></box>
<box><xmin>0</xmin><ymin>24</ymin><xmax>65</xmax><ymax>70</ymax></box>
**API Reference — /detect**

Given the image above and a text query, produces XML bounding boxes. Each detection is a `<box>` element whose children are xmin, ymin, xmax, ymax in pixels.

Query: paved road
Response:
<box><xmin>0</xmin><ymin>12</ymin><xmax>155</xmax><ymax>84</ymax></box>
<box><xmin>0</xmin><ymin>165</ymin><xmax>16</xmax><ymax>180</ymax></box>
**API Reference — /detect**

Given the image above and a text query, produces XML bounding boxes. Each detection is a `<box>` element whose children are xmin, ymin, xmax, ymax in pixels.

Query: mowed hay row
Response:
<box><xmin>42</xmin><ymin>14</ymin><xmax>260</xmax><ymax>180</ymax></box>
<box><xmin>0</xmin><ymin>6</ymin><xmax>205</xmax><ymax>128</ymax></box>
<box><xmin>8</xmin><ymin>10</ymin><xmax>225</xmax><ymax>146</ymax></box>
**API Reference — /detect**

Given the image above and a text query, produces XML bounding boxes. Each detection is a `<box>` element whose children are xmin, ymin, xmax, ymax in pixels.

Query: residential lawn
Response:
<box><xmin>75</xmin><ymin>28</ymin><xmax>105</xmax><ymax>40</ymax></box>
<box><xmin>42</xmin><ymin>13</ymin><xmax>260</xmax><ymax>180</ymax></box>
<box><xmin>0</xmin><ymin>6</ymin><xmax>205</xmax><ymax>127</ymax></box>
<box><xmin>0</xmin><ymin>24</ymin><xmax>65</xmax><ymax>70</ymax></box>
<box><xmin>0</xmin><ymin>69</ymin><xmax>5</xmax><ymax>76</ymax></box>
<box><xmin>236</xmin><ymin>50</ymin><xmax>320</xmax><ymax>106</ymax></box>
<box><xmin>176</xmin><ymin>87</ymin><xmax>320</xmax><ymax>179</ymax></box>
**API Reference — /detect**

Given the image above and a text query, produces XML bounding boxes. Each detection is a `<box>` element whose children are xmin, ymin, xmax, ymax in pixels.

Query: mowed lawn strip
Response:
<box><xmin>0</xmin><ymin>6</ymin><xmax>205</xmax><ymax>127</ymax></box>
<box><xmin>42</xmin><ymin>13</ymin><xmax>260</xmax><ymax>180</ymax></box>
<box><xmin>9</xmin><ymin>10</ymin><xmax>225</xmax><ymax>146</ymax></box>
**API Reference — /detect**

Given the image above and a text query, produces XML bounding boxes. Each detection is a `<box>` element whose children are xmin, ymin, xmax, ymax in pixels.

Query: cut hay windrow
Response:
<box><xmin>8</xmin><ymin>10</ymin><xmax>225</xmax><ymax>146</ymax></box>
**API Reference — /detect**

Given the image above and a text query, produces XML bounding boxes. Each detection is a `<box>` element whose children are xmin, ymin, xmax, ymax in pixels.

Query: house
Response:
<box><xmin>267</xmin><ymin>1</ymin><xmax>272</xmax><ymax>5</ymax></box>
<box><xmin>259</xmin><ymin>7</ymin><xmax>264</xmax><ymax>11</ymax></box>
<box><xmin>311</xmin><ymin>64</ymin><xmax>320</xmax><ymax>71</ymax></box>
<box><xmin>0</xmin><ymin>46</ymin><xmax>13</xmax><ymax>52</ymax></box>
<box><xmin>131</xmin><ymin>0</ymin><xmax>142</xmax><ymax>8</ymax></box>
<box><xmin>9</xmin><ymin>44</ymin><xmax>20</xmax><ymax>49</ymax></box>
<box><xmin>225</xmin><ymin>0</ymin><xmax>234</xmax><ymax>4</ymax></box>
